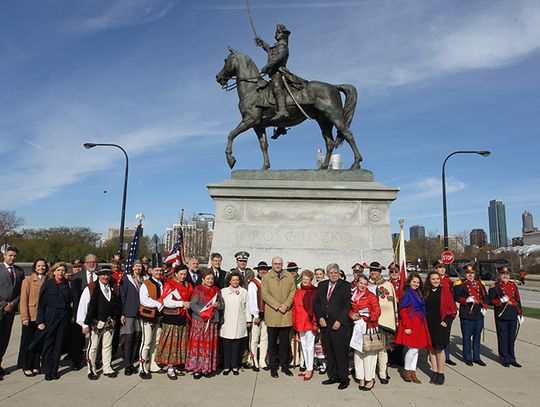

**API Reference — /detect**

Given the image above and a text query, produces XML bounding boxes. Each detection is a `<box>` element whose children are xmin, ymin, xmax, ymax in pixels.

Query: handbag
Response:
<box><xmin>362</xmin><ymin>324</ymin><xmax>385</xmax><ymax>352</ymax></box>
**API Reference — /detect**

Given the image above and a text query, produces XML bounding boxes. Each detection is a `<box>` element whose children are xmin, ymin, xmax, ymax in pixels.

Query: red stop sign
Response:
<box><xmin>441</xmin><ymin>251</ymin><xmax>454</xmax><ymax>265</ymax></box>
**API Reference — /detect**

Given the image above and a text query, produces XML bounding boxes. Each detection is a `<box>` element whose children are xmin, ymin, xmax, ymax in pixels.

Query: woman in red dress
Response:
<box><xmin>395</xmin><ymin>273</ymin><xmax>431</xmax><ymax>384</ymax></box>
<box><xmin>185</xmin><ymin>270</ymin><xmax>224</xmax><ymax>379</ymax></box>
<box><xmin>349</xmin><ymin>274</ymin><xmax>381</xmax><ymax>391</ymax></box>
<box><xmin>292</xmin><ymin>270</ymin><xmax>318</xmax><ymax>381</ymax></box>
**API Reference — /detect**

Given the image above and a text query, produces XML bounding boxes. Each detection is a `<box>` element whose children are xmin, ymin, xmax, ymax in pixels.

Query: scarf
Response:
<box><xmin>399</xmin><ymin>288</ymin><xmax>425</xmax><ymax>322</ymax></box>
<box><xmin>300</xmin><ymin>284</ymin><xmax>317</xmax><ymax>320</ymax></box>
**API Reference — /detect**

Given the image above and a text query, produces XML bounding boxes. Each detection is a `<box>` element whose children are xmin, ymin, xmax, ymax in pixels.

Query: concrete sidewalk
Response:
<box><xmin>0</xmin><ymin>309</ymin><xmax>538</xmax><ymax>407</ymax></box>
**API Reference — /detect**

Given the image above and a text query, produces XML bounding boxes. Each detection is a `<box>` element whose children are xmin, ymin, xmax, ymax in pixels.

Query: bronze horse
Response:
<box><xmin>216</xmin><ymin>47</ymin><xmax>363</xmax><ymax>170</ymax></box>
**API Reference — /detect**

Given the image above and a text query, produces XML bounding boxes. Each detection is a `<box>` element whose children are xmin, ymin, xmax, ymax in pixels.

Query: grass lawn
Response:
<box><xmin>522</xmin><ymin>307</ymin><xmax>540</xmax><ymax>320</ymax></box>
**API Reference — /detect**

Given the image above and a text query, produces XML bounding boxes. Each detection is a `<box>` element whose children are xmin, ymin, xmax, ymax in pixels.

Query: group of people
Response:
<box><xmin>0</xmin><ymin>246</ymin><xmax>525</xmax><ymax>391</ymax></box>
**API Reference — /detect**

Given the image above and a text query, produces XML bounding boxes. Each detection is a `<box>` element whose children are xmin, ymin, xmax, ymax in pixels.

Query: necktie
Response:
<box><xmin>7</xmin><ymin>266</ymin><xmax>14</xmax><ymax>285</ymax></box>
<box><xmin>88</xmin><ymin>271</ymin><xmax>94</xmax><ymax>285</ymax></box>
<box><xmin>327</xmin><ymin>282</ymin><xmax>335</xmax><ymax>301</ymax></box>
<box><xmin>104</xmin><ymin>285</ymin><xmax>110</xmax><ymax>299</ymax></box>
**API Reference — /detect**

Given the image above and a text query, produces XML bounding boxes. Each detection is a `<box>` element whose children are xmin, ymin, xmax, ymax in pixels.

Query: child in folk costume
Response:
<box><xmin>395</xmin><ymin>273</ymin><xmax>431</xmax><ymax>384</ymax></box>
<box><xmin>488</xmin><ymin>266</ymin><xmax>524</xmax><ymax>368</ymax></box>
<box><xmin>138</xmin><ymin>266</ymin><xmax>165</xmax><ymax>379</ymax></box>
<box><xmin>453</xmin><ymin>264</ymin><xmax>488</xmax><ymax>366</ymax></box>
<box><xmin>85</xmin><ymin>268</ymin><xmax>121</xmax><ymax>380</ymax></box>
<box><xmin>155</xmin><ymin>264</ymin><xmax>193</xmax><ymax>380</ymax></box>
<box><xmin>186</xmin><ymin>270</ymin><xmax>224</xmax><ymax>379</ymax></box>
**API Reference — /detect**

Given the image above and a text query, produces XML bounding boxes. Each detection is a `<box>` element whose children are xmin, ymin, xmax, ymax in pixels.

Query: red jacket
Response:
<box><xmin>349</xmin><ymin>289</ymin><xmax>381</xmax><ymax>326</ymax></box>
<box><xmin>292</xmin><ymin>285</ymin><xmax>317</xmax><ymax>332</ymax></box>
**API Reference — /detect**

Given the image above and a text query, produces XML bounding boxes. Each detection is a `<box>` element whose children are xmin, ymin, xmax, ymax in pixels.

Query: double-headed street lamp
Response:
<box><xmin>84</xmin><ymin>143</ymin><xmax>129</xmax><ymax>257</ymax></box>
<box><xmin>442</xmin><ymin>150</ymin><xmax>491</xmax><ymax>251</ymax></box>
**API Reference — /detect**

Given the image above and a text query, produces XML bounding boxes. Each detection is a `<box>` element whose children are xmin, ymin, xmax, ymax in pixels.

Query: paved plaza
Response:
<box><xmin>0</xmin><ymin>309</ymin><xmax>537</xmax><ymax>407</ymax></box>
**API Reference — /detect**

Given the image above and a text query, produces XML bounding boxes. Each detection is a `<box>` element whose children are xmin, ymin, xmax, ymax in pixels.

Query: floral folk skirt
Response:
<box><xmin>155</xmin><ymin>323</ymin><xmax>190</xmax><ymax>365</ymax></box>
<box><xmin>185</xmin><ymin>319</ymin><xmax>219</xmax><ymax>374</ymax></box>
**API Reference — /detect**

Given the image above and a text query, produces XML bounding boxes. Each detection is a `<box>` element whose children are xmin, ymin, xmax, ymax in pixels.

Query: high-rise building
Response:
<box><xmin>522</xmin><ymin>211</ymin><xmax>536</xmax><ymax>234</ymax></box>
<box><xmin>470</xmin><ymin>229</ymin><xmax>487</xmax><ymax>247</ymax></box>
<box><xmin>409</xmin><ymin>225</ymin><xmax>426</xmax><ymax>240</ymax></box>
<box><xmin>488</xmin><ymin>200</ymin><xmax>508</xmax><ymax>247</ymax></box>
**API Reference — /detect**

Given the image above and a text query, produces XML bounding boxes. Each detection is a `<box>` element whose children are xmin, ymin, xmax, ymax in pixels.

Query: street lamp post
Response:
<box><xmin>442</xmin><ymin>150</ymin><xmax>491</xmax><ymax>251</ymax></box>
<box><xmin>84</xmin><ymin>142</ymin><xmax>129</xmax><ymax>258</ymax></box>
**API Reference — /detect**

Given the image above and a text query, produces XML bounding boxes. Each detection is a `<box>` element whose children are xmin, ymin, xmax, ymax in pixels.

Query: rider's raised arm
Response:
<box><xmin>255</xmin><ymin>37</ymin><xmax>270</xmax><ymax>52</ymax></box>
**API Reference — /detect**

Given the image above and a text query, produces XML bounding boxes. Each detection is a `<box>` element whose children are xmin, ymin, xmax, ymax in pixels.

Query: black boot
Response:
<box><xmin>437</xmin><ymin>373</ymin><xmax>445</xmax><ymax>385</ymax></box>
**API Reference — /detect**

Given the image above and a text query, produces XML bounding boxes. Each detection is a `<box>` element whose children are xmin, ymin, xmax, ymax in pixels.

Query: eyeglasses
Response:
<box><xmin>390</xmin><ymin>270</ymin><xmax>399</xmax><ymax>274</ymax></box>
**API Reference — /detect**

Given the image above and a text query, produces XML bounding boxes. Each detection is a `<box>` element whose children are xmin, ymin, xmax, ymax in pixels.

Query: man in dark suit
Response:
<box><xmin>70</xmin><ymin>253</ymin><xmax>98</xmax><ymax>370</ymax></box>
<box><xmin>207</xmin><ymin>252</ymin><xmax>226</xmax><ymax>289</ymax></box>
<box><xmin>186</xmin><ymin>257</ymin><xmax>201</xmax><ymax>286</ymax></box>
<box><xmin>314</xmin><ymin>263</ymin><xmax>351</xmax><ymax>390</ymax></box>
<box><xmin>0</xmin><ymin>247</ymin><xmax>25</xmax><ymax>378</ymax></box>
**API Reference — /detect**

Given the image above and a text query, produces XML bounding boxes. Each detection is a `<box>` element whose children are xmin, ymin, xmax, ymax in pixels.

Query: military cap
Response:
<box><xmin>432</xmin><ymin>259</ymin><xmax>444</xmax><ymax>268</ymax></box>
<box><xmin>235</xmin><ymin>251</ymin><xmax>250</xmax><ymax>261</ymax></box>
<box><xmin>141</xmin><ymin>255</ymin><xmax>151</xmax><ymax>264</ymax></box>
<box><xmin>71</xmin><ymin>259</ymin><xmax>83</xmax><ymax>266</ymax></box>
<box><xmin>351</xmin><ymin>262</ymin><xmax>365</xmax><ymax>270</ymax></box>
<box><xmin>111</xmin><ymin>254</ymin><xmax>122</xmax><ymax>264</ymax></box>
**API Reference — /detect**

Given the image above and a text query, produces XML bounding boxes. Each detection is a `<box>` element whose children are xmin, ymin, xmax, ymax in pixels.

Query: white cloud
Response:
<box><xmin>69</xmin><ymin>0</ymin><xmax>176</xmax><ymax>32</ymax></box>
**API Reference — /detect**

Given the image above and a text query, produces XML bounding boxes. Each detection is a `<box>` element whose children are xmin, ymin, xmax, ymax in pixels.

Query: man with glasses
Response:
<box><xmin>207</xmin><ymin>252</ymin><xmax>226</xmax><ymax>289</ymax></box>
<box><xmin>262</xmin><ymin>256</ymin><xmax>296</xmax><ymax>378</ymax></box>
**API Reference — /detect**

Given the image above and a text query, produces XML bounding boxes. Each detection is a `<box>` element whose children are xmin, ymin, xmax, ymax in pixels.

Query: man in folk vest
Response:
<box><xmin>84</xmin><ymin>268</ymin><xmax>120</xmax><ymax>380</ymax></box>
<box><xmin>248</xmin><ymin>261</ymin><xmax>270</xmax><ymax>372</ymax></box>
<box><xmin>138</xmin><ymin>265</ymin><xmax>164</xmax><ymax>379</ymax></box>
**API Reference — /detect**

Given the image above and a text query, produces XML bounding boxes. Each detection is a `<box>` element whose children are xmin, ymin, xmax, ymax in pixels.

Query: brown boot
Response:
<box><xmin>410</xmin><ymin>370</ymin><xmax>422</xmax><ymax>384</ymax></box>
<box><xmin>402</xmin><ymin>369</ymin><xmax>412</xmax><ymax>382</ymax></box>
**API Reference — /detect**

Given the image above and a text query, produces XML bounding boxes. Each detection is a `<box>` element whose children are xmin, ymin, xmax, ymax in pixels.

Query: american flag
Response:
<box><xmin>125</xmin><ymin>224</ymin><xmax>143</xmax><ymax>273</ymax></box>
<box><xmin>165</xmin><ymin>225</ymin><xmax>185</xmax><ymax>270</ymax></box>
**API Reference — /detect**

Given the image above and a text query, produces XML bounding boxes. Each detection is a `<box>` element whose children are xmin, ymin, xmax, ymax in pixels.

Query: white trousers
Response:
<box><xmin>404</xmin><ymin>347</ymin><xmax>419</xmax><ymax>371</ymax></box>
<box><xmin>353</xmin><ymin>350</ymin><xmax>377</xmax><ymax>381</ymax></box>
<box><xmin>299</xmin><ymin>330</ymin><xmax>315</xmax><ymax>371</ymax></box>
<box><xmin>139</xmin><ymin>321</ymin><xmax>162</xmax><ymax>373</ymax></box>
<box><xmin>250</xmin><ymin>320</ymin><xmax>268</xmax><ymax>368</ymax></box>
<box><xmin>87</xmin><ymin>321</ymin><xmax>114</xmax><ymax>375</ymax></box>
<box><xmin>376</xmin><ymin>348</ymin><xmax>389</xmax><ymax>378</ymax></box>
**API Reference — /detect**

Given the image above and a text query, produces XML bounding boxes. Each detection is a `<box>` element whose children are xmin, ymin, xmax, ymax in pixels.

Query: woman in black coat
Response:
<box><xmin>36</xmin><ymin>262</ymin><xmax>73</xmax><ymax>381</ymax></box>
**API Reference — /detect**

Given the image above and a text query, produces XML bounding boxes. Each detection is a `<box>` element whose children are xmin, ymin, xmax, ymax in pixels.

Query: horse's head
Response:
<box><xmin>216</xmin><ymin>46</ymin><xmax>240</xmax><ymax>87</ymax></box>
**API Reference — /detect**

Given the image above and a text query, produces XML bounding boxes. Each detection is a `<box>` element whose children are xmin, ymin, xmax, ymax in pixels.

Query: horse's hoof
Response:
<box><xmin>261</xmin><ymin>164</ymin><xmax>270</xmax><ymax>171</ymax></box>
<box><xmin>350</xmin><ymin>163</ymin><xmax>361</xmax><ymax>169</ymax></box>
<box><xmin>227</xmin><ymin>156</ymin><xmax>236</xmax><ymax>169</ymax></box>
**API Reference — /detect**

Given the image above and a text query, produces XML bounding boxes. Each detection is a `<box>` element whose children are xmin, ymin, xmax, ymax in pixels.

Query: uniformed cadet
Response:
<box><xmin>488</xmin><ymin>266</ymin><xmax>523</xmax><ymax>367</ymax></box>
<box><xmin>227</xmin><ymin>251</ymin><xmax>255</xmax><ymax>289</ymax></box>
<box><xmin>453</xmin><ymin>264</ymin><xmax>488</xmax><ymax>366</ymax></box>
<box><xmin>85</xmin><ymin>268</ymin><xmax>120</xmax><ymax>380</ymax></box>
<box><xmin>433</xmin><ymin>259</ymin><xmax>456</xmax><ymax>366</ymax></box>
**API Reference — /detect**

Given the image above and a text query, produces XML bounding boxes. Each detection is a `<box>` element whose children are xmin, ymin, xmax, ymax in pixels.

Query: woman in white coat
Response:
<box><xmin>220</xmin><ymin>271</ymin><xmax>252</xmax><ymax>375</ymax></box>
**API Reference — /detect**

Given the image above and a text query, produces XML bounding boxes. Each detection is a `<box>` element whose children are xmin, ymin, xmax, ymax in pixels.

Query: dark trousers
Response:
<box><xmin>495</xmin><ymin>319</ymin><xmax>518</xmax><ymax>363</ymax></box>
<box><xmin>122</xmin><ymin>332</ymin><xmax>142</xmax><ymax>367</ymax></box>
<box><xmin>388</xmin><ymin>344</ymin><xmax>404</xmax><ymax>367</ymax></box>
<box><xmin>69</xmin><ymin>322</ymin><xmax>86</xmax><ymax>367</ymax></box>
<box><xmin>267</xmin><ymin>326</ymin><xmax>290</xmax><ymax>370</ymax></box>
<box><xmin>42</xmin><ymin>315</ymin><xmax>70</xmax><ymax>378</ymax></box>
<box><xmin>460</xmin><ymin>318</ymin><xmax>483</xmax><ymax>362</ymax></box>
<box><xmin>321</xmin><ymin>326</ymin><xmax>350</xmax><ymax>383</ymax></box>
<box><xmin>0</xmin><ymin>312</ymin><xmax>15</xmax><ymax>365</ymax></box>
<box><xmin>18</xmin><ymin>322</ymin><xmax>41</xmax><ymax>371</ymax></box>
<box><xmin>223</xmin><ymin>338</ymin><xmax>241</xmax><ymax>369</ymax></box>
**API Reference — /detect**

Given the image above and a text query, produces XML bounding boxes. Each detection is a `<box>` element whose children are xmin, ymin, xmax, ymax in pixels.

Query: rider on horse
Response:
<box><xmin>255</xmin><ymin>24</ymin><xmax>291</xmax><ymax>122</ymax></box>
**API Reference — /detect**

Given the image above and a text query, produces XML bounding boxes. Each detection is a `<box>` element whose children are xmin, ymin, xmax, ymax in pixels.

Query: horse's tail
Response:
<box><xmin>335</xmin><ymin>84</ymin><xmax>357</xmax><ymax>148</ymax></box>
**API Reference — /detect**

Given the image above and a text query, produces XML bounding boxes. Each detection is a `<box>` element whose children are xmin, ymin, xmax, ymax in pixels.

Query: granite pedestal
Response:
<box><xmin>207</xmin><ymin>170</ymin><xmax>399</xmax><ymax>273</ymax></box>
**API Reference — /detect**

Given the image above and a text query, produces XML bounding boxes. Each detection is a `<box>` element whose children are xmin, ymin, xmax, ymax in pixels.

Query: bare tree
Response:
<box><xmin>0</xmin><ymin>210</ymin><xmax>24</xmax><ymax>242</ymax></box>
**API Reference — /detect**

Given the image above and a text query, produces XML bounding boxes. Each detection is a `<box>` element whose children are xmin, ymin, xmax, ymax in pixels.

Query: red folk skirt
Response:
<box><xmin>185</xmin><ymin>319</ymin><xmax>219</xmax><ymax>373</ymax></box>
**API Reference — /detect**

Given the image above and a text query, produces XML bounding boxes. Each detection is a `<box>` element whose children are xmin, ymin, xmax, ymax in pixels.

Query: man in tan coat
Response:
<box><xmin>262</xmin><ymin>256</ymin><xmax>296</xmax><ymax>378</ymax></box>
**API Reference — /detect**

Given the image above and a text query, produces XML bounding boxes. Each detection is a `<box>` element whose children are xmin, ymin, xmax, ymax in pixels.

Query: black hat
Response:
<box><xmin>254</xmin><ymin>261</ymin><xmax>270</xmax><ymax>270</ymax></box>
<box><xmin>286</xmin><ymin>261</ymin><xmax>299</xmax><ymax>272</ymax></box>
<box><xmin>235</xmin><ymin>251</ymin><xmax>250</xmax><ymax>261</ymax></box>
<box><xmin>463</xmin><ymin>264</ymin><xmax>476</xmax><ymax>272</ymax></box>
<box><xmin>71</xmin><ymin>259</ymin><xmax>83</xmax><ymax>266</ymax></box>
<box><xmin>498</xmin><ymin>265</ymin><xmax>511</xmax><ymax>273</ymax></box>
<box><xmin>432</xmin><ymin>259</ymin><xmax>444</xmax><ymax>268</ymax></box>
<box><xmin>368</xmin><ymin>261</ymin><xmax>385</xmax><ymax>271</ymax></box>
<box><xmin>351</xmin><ymin>262</ymin><xmax>365</xmax><ymax>270</ymax></box>
<box><xmin>141</xmin><ymin>256</ymin><xmax>151</xmax><ymax>264</ymax></box>
<box><xmin>96</xmin><ymin>267</ymin><xmax>112</xmax><ymax>276</ymax></box>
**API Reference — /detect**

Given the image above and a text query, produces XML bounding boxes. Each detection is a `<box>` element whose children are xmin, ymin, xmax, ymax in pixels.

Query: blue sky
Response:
<box><xmin>1</xmin><ymin>0</ymin><xmax>539</xmax><ymax>243</ymax></box>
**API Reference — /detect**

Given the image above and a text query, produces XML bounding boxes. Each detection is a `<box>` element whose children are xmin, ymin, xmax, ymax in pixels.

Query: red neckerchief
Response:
<box><xmin>162</xmin><ymin>279</ymin><xmax>194</xmax><ymax>320</ymax></box>
<box><xmin>193</xmin><ymin>284</ymin><xmax>219</xmax><ymax>304</ymax></box>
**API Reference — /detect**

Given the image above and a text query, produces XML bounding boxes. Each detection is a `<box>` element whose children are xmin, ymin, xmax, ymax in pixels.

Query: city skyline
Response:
<box><xmin>2</xmin><ymin>1</ymin><xmax>539</xmax><ymax>242</ymax></box>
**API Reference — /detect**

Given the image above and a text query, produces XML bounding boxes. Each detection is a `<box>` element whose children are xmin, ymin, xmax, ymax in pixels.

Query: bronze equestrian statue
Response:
<box><xmin>216</xmin><ymin>24</ymin><xmax>363</xmax><ymax>170</ymax></box>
